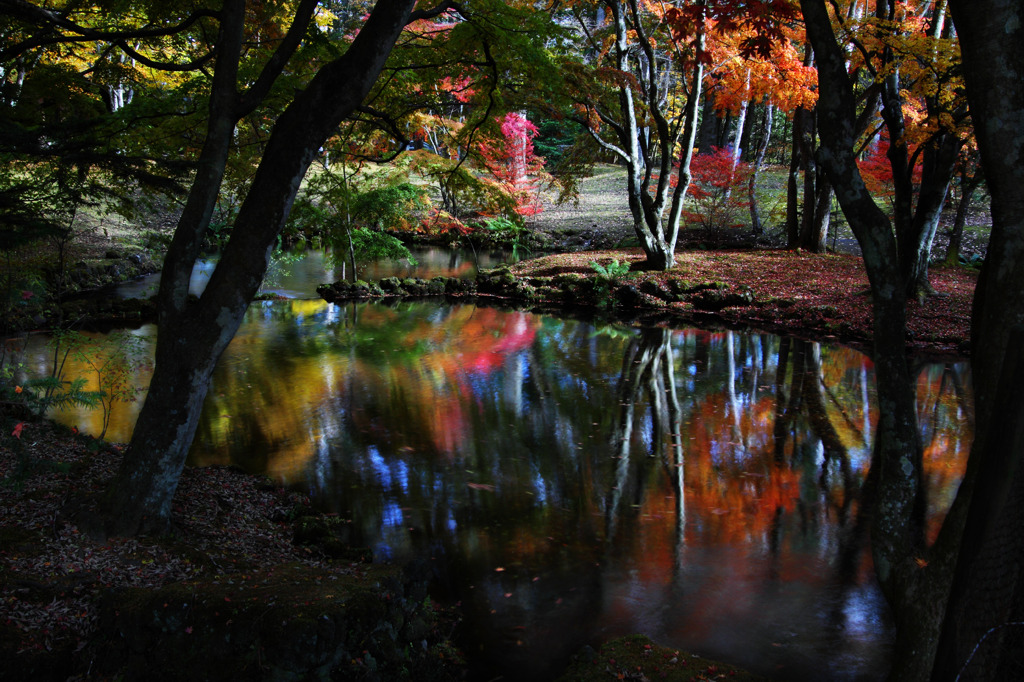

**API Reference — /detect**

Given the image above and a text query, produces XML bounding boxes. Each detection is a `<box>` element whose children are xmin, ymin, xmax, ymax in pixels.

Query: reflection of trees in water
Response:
<box><xmin>607</xmin><ymin>330</ymin><xmax>870</xmax><ymax>544</ymax></box>
<box><xmin>601</xmin><ymin>326</ymin><xmax>973</xmax><ymax>668</ymax></box>
<box><xmin>177</xmin><ymin>306</ymin><xmax>974</xmax><ymax>679</ymax></box>
<box><xmin>607</xmin><ymin>327</ymin><xmax>683</xmax><ymax>543</ymax></box>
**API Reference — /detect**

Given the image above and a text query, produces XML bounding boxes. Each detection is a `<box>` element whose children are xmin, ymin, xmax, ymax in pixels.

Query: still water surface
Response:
<box><xmin>30</xmin><ymin>251</ymin><xmax>972</xmax><ymax>681</ymax></box>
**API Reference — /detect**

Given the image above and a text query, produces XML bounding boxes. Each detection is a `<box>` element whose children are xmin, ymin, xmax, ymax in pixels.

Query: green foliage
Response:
<box><xmin>1</xmin><ymin>332</ymin><xmax>101</xmax><ymax>420</ymax></box>
<box><xmin>481</xmin><ymin>217</ymin><xmax>531</xmax><ymax>262</ymax></box>
<box><xmin>69</xmin><ymin>330</ymin><xmax>147</xmax><ymax>440</ymax></box>
<box><xmin>531</xmin><ymin>117</ymin><xmax>577</xmax><ymax>168</ymax></box>
<box><xmin>0</xmin><ymin>329</ymin><xmax>145</xmax><ymax>440</ymax></box>
<box><xmin>342</xmin><ymin>229</ymin><xmax>417</xmax><ymax>267</ymax></box>
<box><xmin>403</xmin><ymin>151</ymin><xmax>519</xmax><ymax>226</ymax></box>
<box><xmin>287</xmin><ymin>167</ymin><xmax>424</xmax><ymax>278</ymax></box>
<box><xmin>205</xmin><ymin>200</ymin><xmax>239</xmax><ymax>251</ymax></box>
<box><xmin>589</xmin><ymin>259</ymin><xmax>634</xmax><ymax>307</ymax></box>
<box><xmin>590</xmin><ymin>259</ymin><xmax>632</xmax><ymax>281</ymax></box>
<box><xmin>288</xmin><ymin>168</ymin><xmax>431</xmax><ymax>241</ymax></box>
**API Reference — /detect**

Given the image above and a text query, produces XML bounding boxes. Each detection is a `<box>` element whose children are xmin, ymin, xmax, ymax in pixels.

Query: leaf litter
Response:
<box><xmin>1</xmin><ymin>424</ymin><xmax>354</xmax><ymax>657</ymax></box>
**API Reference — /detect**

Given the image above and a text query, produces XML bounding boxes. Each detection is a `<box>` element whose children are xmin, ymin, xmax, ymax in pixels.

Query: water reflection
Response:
<box><xmin>22</xmin><ymin>300</ymin><xmax>971</xmax><ymax>681</ymax></box>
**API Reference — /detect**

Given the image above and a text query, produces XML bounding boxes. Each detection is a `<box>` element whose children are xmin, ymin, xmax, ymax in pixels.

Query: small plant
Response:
<box><xmin>70</xmin><ymin>330</ymin><xmax>147</xmax><ymax>439</ymax></box>
<box><xmin>589</xmin><ymin>258</ymin><xmax>633</xmax><ymax>306</ymax></box>
<box><xmin>0</xmin><ymin>329</ymin><xmax>147</xmax><ymax>440</ymax></box>
<box><xmin>1</xmin><ymin>331</ymin><xmax>101</xmax><ymax>419</ymax></box>
<box><xmin>590</xmin><ymin>258</ymin><xmax>631</xmax><ymax>281</ymax></box>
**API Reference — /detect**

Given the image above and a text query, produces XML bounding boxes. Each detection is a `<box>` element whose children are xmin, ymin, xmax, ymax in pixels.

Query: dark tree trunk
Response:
<box><xmin>942</xmin><ymin>168</ymin><xmax>982</xmax><ymax>266</ymax></box>
<box><xmin>749</xmin><ymin>104</ymin><xmax>773</xmax><ymax>235</ymax></box>
<box><xmin>933</xmin><ymin>2</ymin><xmax>1024</xmax><ymax>678</ymax></box>
<box><xmin>697</xmin><ymin>89</ymin><xmax>718</xmax><ymax>155</ymax></box>
<box><xmin>103</xmin><ymin>0</ymin><xmax>419</xmax><ymax>536</ymax></box>
<box><xmin>795</xmin><ymin>110</ymin><xmax>831</xmax><ymax>253</ymax></box>
<box><xmin>901</xmin><ymin>130</ymin><xmax>958</xmax><ymax>298</ymax></box>
<box><xmin>797</xmin><ymin>107</ymin><xmax>817</xmax><ymax>247</ymax></box>
<box><xmin>785</xmin><ymin>111</ymin><xmax>802</xmax><ymax>247</ymax></box>
<box><xmin>874</xmin><ymin>0</ymin><xmax>961</xmax><ymax>300</ymax></box>
<box><xmin>932</xmin><ymin>328</ymin><xmax>1024</xmax><ymax>682</ymax></box>
<box><xmin>786</xmin><ymin>104</ymin><xmax>814</xmax><ymax>248</ymax></box>
<box><xmin>801</xmin><ymin>2</ymin><xmax>947</xmax><ymax>679</ymax></box>
<box><xmin>810</xmin><ymin>168</ymin><xmax>832</xmax><ymax>253</ymax></box>
<box><xmin>787</xmin><ymin>42</ymin><xmax>815</xmax><ymax>249</ymax></box>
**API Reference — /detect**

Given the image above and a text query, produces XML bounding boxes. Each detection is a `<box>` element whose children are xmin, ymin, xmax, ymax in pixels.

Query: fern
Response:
<box><xmin>590</xmin><ymin>259</ymin><xmax>631</xmax><ymax>280</ymax></box>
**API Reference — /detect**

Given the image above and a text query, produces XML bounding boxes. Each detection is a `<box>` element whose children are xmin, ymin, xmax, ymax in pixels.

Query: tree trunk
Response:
<box><xmin>811</xmin><ymin>168</ymin><xmax>832</xmax><ymax>253</ymax></box>
<box><xmin>797</xmin><ymin>111</ymin><xmax>832</xmax><ymax>253</ymax></box>
<box><xmin>801</xmin><ymin>2</ymin><xmax>940</xmax><ymax>679</ymax></box>
<box><xmin>933</xmin><ymin>2</ymin><xmax>1024</xmax><ymax>678</ymax></box>
<box><xmin>592</xmin><ymin>0</ymin><xmax>703</xmax><ymax>271</ymax></box>
<box><xmin>749</xmin><ymin>104</ymin><xmax>773</xmax><ymax>235</ymax></box>
<box><xmin>786</xmin><ymin>43</ymin><xmax>814</xmax><ymax>249</ymax></box>
<box><xmin>698</xmin><ymin>89</ymin><xmax>719</xmax><ymax>155</ymax></box>
<box><xmin>900</xmin><ymin>125</ymin><xmax>960</xmax><ymax>299</ymax></box>
<box><xmin>942</xmin><ymin>169</ymin><xmax>981</xmax><ymax>266</ymax></box>
<box><xmin>873</xmin><ymin>0</ymin><xmax>961</xmax><ymax>300</ymax></box>
<box><xmin>785</xmin><ymin>109</ymin><xmax>802</xmax><ymax>247</ymax></box>
<box><xmin>730</xmin><ymin>71</ymin><xmax>750</xmax><ymax>166</ymax></box>
<box><xmin>103</xmin><ymin>0</ymin><xmax>419</xmax><ymax>536</ymax></box>
<box><xmin>932</xmin><ymin>329</ymin><xmax>1024</xmax><ymax>682</ymax></box>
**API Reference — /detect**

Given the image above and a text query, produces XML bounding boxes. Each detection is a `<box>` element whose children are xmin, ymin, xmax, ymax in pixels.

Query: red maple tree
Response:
<box><xmin>478</xmin><ymin>112</ymin><xmax>547</xmax><ymax>216</ymax></box>
<box><xmin>683</xmin><ymin>147</ymin><xmax>753</xmax><ymax>231</ymax></box>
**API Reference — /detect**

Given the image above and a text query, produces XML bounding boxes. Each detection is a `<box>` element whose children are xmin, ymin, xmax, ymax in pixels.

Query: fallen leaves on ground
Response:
<box><xmin>0</xmin><ymin>423</ymin><xmax>347</xmax><ymax>657</ymax></box>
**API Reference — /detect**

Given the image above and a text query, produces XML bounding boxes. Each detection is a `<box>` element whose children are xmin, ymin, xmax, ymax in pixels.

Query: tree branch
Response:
<box><xmin>0</xmin><ymin>0</ymin><xmax>218</xmax><ymax>63</ymax></box>
<box><xmin>237</xmin><ymin>0</ymin><xmax>319</xmax><ymax>115</ymax></box>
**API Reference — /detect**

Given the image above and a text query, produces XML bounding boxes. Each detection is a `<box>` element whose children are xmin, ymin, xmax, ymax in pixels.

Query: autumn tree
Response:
<box><xmin>694</xmin><ymin>15</ymin><xmax>817</xmax><ymax>241</ymax></box>
<box><xmin>0</xmin><ymin>0</ymin><xmax>205</xmax><ymax>272</ymax></box>
<box><xmin>553</xmin><ymin>0</ymin><xmax>797</xmax><ymax>270</ymax></box>
<box><xmin>802</xmin><ymin>0</ymin><xmax>1021</xmax><ymax>678</ymax></box>
<box><xmin>552</xmin><ymin>0</ymin><xmax>705</xmax><ymax>270</ymax></box>
<box><xmin>478</xmin><ymin>112</ymin><xmax>548</xmax><ymax>217</ymax></box>
<box><xmin>940</xmin><ymin>144</ymin><xmax>983</xmax><ymax>266</ymax></box>
<box><xmin>826</xmin><ymin>1</ymin><xmax>967</xmax><ymax>296</ymax></box>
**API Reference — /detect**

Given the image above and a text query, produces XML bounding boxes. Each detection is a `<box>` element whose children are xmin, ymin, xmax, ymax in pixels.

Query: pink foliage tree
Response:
<box><xmin>479</xmin><ymin>112</ymin><xmax>546</xmax><ymax>216</ymax></box>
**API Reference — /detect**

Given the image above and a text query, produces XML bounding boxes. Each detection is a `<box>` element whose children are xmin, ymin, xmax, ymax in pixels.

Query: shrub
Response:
<box><xmin>683</xmin><ymin>147</ymin><xmax>753</xmax><ymax>231</ymax></box>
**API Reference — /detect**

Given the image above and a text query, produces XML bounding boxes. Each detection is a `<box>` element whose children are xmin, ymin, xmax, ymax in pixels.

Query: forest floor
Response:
<box><xmin>1</xmin><ymin>164</ymin><xmax>983</xmax><ymax>680</ymax></box>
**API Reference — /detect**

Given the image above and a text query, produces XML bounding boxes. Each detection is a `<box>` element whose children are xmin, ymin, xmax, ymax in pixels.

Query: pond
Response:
<box><xmin>18</xmin><ymin>251</ymin><xmax>972</xmax><ymax>681</ymax></box>
<box><xmin>111</xmin><ymin>245</ymin><xmax>507</xmax><ymax>300</ymax></box>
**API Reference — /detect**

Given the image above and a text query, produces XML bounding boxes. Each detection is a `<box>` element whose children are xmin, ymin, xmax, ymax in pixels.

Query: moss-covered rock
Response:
<box><xmin>378</xmin><ymin>276</ymin><xmax>402</xmax><ymax>293</ymax></box>
<box><xmin>689</xmin><ymin>285</ymin><xmax>755</xmax><ymax>311</ymax></box>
